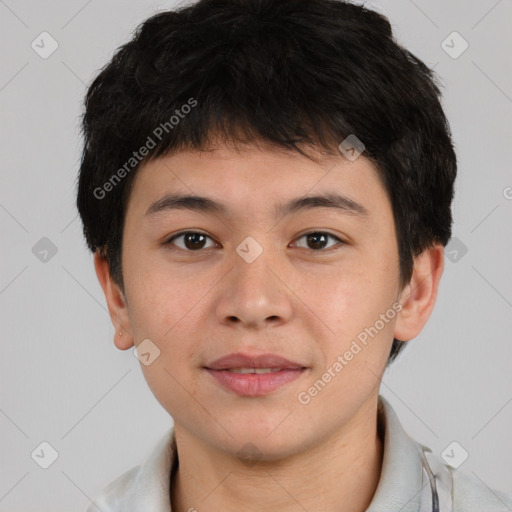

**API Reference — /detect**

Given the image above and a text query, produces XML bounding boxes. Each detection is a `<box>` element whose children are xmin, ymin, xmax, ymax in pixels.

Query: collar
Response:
<box><xmin>366</xmin><ymin>395</ymin><xmax>430</xmax><ymax>511</ymax></box>
<box><xmin>113</xmin><ymin>395</ymin><xmax>431</xmax><ymax>511</ymax></box>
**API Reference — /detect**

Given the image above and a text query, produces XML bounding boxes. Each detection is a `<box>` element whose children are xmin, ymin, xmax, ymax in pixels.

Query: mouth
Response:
<box><xmin>204</xmin><ymin>352</ymin><xmax>308</xmax><ymax>396</ymax></box>
<box><xmin>223</xmin><ymin>368</ymin><xmax>286</xmax><ymax>374</ymax></box>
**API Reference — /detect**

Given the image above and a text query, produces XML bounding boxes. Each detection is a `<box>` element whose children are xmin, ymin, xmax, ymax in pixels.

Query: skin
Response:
<box><xmin>94</xmin><ymin>140</ymin><xmax>444</xmax><ymax>512</ymax></box>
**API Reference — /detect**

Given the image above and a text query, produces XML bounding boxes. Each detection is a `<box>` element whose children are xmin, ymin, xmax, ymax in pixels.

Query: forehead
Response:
<box><xmin>125</xmin><ymin>143</ymin><xmax>389</xmax><ymax>224</ymax></box>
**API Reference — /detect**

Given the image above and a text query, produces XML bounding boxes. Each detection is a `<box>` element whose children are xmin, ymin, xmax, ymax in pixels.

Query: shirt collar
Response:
<box><xmin>130</xmin><ymin>394</ymin><xmax>427</xmax><ymax>511</ymax></box>
<box><xmin>366</xmin><ymin>394</ymin><xmax>427</xmax><ymax>511</ymax></box>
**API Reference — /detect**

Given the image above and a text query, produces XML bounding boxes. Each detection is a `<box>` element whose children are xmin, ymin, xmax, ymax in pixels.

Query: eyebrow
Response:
<box><xmin>145</xmin><ymin>192</ymin><xmax>369</xmax><ymax>219</ymax></box>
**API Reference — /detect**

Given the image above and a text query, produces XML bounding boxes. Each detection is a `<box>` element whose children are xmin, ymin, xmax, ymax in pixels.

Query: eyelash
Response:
<box><xmin>163</xmin><ymin>230</ymin><xmax>345</xmax><ymax>253</ymax></box>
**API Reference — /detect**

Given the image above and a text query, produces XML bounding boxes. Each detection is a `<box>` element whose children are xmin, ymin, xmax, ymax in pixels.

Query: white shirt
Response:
<box><xmin>84</xmin><ymin>395</ymin><xmax>512</xmax><ymax>511</ymax></box>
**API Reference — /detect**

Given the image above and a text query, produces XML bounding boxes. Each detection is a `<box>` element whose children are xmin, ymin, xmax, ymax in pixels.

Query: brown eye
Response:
<box><xmin>293</xmin><ymin>232</ymin><xmax>344</xmax><ymax>251</ymax></box>
<box><xmin>165</xmin><ymin>231</ymin><xmax>217</xmax><ymax>251</ymax></box>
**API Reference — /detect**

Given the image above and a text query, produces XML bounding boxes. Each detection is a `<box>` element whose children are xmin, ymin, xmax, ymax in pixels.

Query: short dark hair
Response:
<box><xmin>76</xmin><ymin>0</ymin><xmax>457</xmax><ymax>365</ymax></box>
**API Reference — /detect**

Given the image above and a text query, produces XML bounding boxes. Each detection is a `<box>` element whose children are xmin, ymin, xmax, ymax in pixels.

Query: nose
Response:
<box><xmin>215</xmin><ymin>243</ymin><xmax>293</xmax><ymax>330</ymax></box>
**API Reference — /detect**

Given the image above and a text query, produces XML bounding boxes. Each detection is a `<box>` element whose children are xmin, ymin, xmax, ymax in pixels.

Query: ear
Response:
<box><xmin>94</xmin><ymin>250</ymin><xmax>134</xmax><ymax>350</ymax></box>
<box><xmin>393</xmin><ymin>243</ymin><xmax>444</xmax><ymax>342</ymax></box>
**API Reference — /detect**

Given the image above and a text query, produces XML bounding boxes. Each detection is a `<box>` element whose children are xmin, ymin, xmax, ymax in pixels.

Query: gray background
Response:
<box><xmin>1</xmin><ymin>0</ymin><xmax>511</xmax><ymax>510</ymax></box>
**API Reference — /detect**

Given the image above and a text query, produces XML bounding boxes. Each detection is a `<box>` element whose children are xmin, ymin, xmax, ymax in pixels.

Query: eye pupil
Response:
<box><xmin>307</xmin><ymin>233</ymin><xmax>327</xmax><ymax>250</ymax></box>
<box><xmin>184</xmin><ymin>233</ymin><xmax>206</xmax><ymax>250</ymax></box>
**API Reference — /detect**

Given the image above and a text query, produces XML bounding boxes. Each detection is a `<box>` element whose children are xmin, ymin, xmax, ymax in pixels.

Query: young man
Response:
<box><xmin>76</xmin><ymin>0</ymin><xmax>512</xmax><ymax>510</ymax></box>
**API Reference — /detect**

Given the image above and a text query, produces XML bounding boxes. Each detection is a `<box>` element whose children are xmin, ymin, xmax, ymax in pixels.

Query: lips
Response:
<box><xmin>205</xmin><ymin>352</ymin><xmax>305</xmax><ymax>371</ymax></box>
<box><xmin>204</xmin><ymin>352</ymin><xmax>307</xmax><ymax>396</ymax></box>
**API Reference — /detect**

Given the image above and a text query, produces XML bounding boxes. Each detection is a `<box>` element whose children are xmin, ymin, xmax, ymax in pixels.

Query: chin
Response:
<box><xmin>219</xmin><ymin>425</ymin><xmax>311</xmax><ymax>463</ymax></box>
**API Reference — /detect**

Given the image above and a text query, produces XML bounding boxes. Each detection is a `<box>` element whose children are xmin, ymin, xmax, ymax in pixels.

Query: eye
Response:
<box><xmin>292</xmin><ymin>231</ymin><xmax>345</xmax><ymax>251</ymax></box>
<box><xmin>164</xmin><ymin>230</ymin><xmax>345</xmax><ymax>253</ymax></box>
<box><xmin>164</xmin><ymin>231</ymin><xmax>218</xmax><ymax>251</ymax></box>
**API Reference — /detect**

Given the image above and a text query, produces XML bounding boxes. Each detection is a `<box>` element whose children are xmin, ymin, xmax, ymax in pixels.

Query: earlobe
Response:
<box><xmin>93</xmin><ymin>251</ymin><xmax>135</xmax><ymax>350</ymax></box>
<box><xmin>393</xmin><ymin>244</ymin><xmax>444</xmax><ymax>342</ymax></box>
<box><xmin>115</xmin><ymin>329</ymin><xmax>134</xmax><ymax>351</ymax></box>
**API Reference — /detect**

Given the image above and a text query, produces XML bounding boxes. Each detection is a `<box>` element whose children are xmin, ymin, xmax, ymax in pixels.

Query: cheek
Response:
<box><xmin>127</xmin><ymin>272</ymin><xmax>204</xmax><ymax>414</ymax></box>
<box><xmin>124</xmin><ymin>255</ymin><xmax>201</xmax><ymax>338</ymax></box>
<box><xmin>306</xmin><ymin>268</ymin><xmax>373</xmax><ymax>331</ymax></box>
<box><xmin>309</xmin><ymin>260</ymin><xmax>398</xmax><ymax>356</ymax></box>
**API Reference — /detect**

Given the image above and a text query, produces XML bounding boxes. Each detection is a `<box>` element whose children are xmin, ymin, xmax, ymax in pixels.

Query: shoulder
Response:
<box><xmin>83</xmin><ymin>426</ymin><xmax>176</xmax><ymax>512</ymax></box>
<box><xmin>449</xmin><ymin>466</ymin><xmax>512</xmax><ymax>511</ymax></box>
<box><xmin>420</xmin><ymin>445</ymin><xmax>512</xmax><ymax>511</ymax></box>
<box><xmin>83</xmin><ymin>464</ymin><xmax>141</xmax><ymax>512</ymax></box>
<box><xmin>374</xmin><ymin>396</ymin><xmax>512</xmax><ymax>512</ymax></box>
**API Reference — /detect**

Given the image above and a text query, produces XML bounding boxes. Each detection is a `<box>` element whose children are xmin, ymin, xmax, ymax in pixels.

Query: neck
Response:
<box><xmin>170</xmin><ymin>397</ymin><xmax>384</xmax><ymax>512</ymax></box>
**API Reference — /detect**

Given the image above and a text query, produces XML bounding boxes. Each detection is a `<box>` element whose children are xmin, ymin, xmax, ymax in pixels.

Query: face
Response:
<box><xmin>114</xmin><ymin>142</ymin><xmax>406</xmax><ymax>459</ymax></box>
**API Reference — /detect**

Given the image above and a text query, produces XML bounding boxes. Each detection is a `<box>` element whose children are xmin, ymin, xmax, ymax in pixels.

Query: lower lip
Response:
<box><xmin>205</xmin><ymin>368</ymin><xmax>306</xmax><ymax>396</ymax></box>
